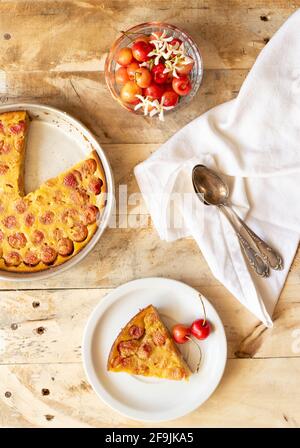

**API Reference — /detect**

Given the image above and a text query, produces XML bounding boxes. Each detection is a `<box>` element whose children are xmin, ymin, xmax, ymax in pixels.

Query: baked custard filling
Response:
<box><xmin>0</xmin><ymin>110</ymin><xmax>107</xmax><ymax>272</ymax></box>
<box><xmin>108</xmin><ymin>305</ymin><xmax>191</xmax><ymax>381</ymax></box>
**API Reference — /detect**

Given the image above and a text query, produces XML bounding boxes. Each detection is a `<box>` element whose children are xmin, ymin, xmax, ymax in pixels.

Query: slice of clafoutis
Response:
<box><xmin>0</xmin><ymin>111</ymin><xmax>29</xmax><ymax>196</ymax></box>
<box><xmin>107</xmin><ymin>305</ymin><xmax>191</xmax><ymax>381</ymax></box>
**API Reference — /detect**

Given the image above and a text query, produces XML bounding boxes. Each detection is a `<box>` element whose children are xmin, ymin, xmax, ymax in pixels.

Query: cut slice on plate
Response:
<box><xmin>107</xmin><ymin>305</ymin><xmax>191</xmax><ymax>381</ymax></box>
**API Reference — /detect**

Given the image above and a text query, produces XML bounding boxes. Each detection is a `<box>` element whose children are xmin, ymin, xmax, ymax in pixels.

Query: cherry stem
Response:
<box><xmin>120</xmin><ymin>30</ymin><xmax>135</xmax><ymax>43</ymax></box>
<box><xmin>199</xmin><ymin>293</ymin><xmax>207</xmax><ymax>326</ymax></box>
<box><xmin>186</xmin><ymin>336</ymin><xmax>202</xmax><ymax>373</ymax></box>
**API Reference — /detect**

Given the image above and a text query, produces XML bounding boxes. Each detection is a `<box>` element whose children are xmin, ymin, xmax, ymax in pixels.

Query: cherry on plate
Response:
<box><xmin>172</xmin><ymin>324</ymin><xmax>191</xmax><ymax>344</ymax></box>
<box><xmin>190</xmin><ymin>319</ymin><xmax>211</xmax><ymax>340</ymax></box>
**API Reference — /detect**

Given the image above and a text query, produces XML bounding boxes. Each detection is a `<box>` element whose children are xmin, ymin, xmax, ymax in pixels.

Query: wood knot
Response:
<box><xmin>260</xmin><ymin>15</ymin><xmax>270</xmax><ymax>21</ymax></box>
<box><xmin>36</xmin><ymin>326</ymin><xmax>45</xmax><ymax>335</ymax></box>
<box><xmin>32</xmin><ymin>301</ymin><xmax>40</xmax><ymax>308</ymax></box>
<box><xmin>234</xmin><ymin>350</ymin><xmax>252</xmax><ymax>359</ymax></box>
<box><xmin>4</xmin><ymin>391</ymin><xmax>12</xmax><ymax>398</ymax></box>
<box><xmin>3</xmin><ymin>33</ymin><xmax>11</xmax><ymax>40</ymax></box>
<box><xmin>10</xmin><ymin>323</ymin><xmax>18</xmax><ymax>330</ymax></box>
<box><xmin>45</xmin><ymin>414</ymin><xmax>54</xmax><ymax>421</ymax></box>
<box><xmin>41</xmin><ymin>388</ymin><xmax>50</xmax><ymax>396</ymax></box>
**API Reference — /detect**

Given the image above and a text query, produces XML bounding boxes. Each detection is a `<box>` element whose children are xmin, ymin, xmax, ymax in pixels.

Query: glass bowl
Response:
<box><xmin>105</xmin><ymin>22</ymin><xmax>203</xmax><ymax>118</ymax></box>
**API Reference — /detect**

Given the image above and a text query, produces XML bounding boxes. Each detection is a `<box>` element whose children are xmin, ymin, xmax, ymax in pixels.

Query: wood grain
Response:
<box><xmin>0</xmin><ymin>287</ymin><xmax>299</xmax><ymax>364</ymax></box>
<box><xmin>0</xmin><ymin>359</ymin><xmax>299</xmax><ymax>428</ymax></box>
<box><xmin>0</xmin><ymin>1</ymin><xmax>297</xmax><ymax>72</ymax></box>
<box><xmin>1</xmin><ymin>70</ymin><xmax>247</xmax><ymax>143</ymax></box>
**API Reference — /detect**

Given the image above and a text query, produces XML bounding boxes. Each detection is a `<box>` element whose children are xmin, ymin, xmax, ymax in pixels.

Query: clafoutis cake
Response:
<box><xmin>107</xmin><ymin>305</ymin><xmax>191</xmax><ymax>381</ymax></box>
<box><xmin>0</xmin><ymin>110</ymin><xmax>106</xmax><ymax>272</ymax></box>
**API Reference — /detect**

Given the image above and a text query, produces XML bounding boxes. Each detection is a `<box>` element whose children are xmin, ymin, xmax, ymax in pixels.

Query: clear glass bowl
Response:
<box><xmin>105</xmin><ymin>22</ymin><xmax>203</xmax><ymax>117</ymax></box>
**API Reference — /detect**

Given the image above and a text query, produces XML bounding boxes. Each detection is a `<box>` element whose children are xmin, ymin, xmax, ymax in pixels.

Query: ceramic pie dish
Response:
<box><xmin>0</xmin><ymin>103</ymin><xmax>114</xmax><ymax>281</ymax></box>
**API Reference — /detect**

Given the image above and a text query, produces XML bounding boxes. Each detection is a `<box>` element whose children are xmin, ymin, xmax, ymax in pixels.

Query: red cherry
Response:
<box><xmin>135</xmin><ymin>67</ymin><xmax>152</xmax><ymax>88</ymax></box>
<box><xmin>162</xmin><ymin>90</ymin><xmax>179</xmax><ymax>107</ymax></box>
<box><xmin>144</xmin><ymin>82</ymin><xmax>164</xmax><ymax>100</ymax></box>
<box><xmin>115</xmin><ymin>47</ymin><xmax>133</xmax><ymax>66</ymax></box>
<box><xmin>132</xmin><ymin>41</ymin><xmax>153</xmax><ymax>62</ymax></box>
<box><xmin>133</xmin><ymin>35</ymin><xmax>151</xmax><ymax>44</ymax></box>
<box><xmin>172</xmin><ymin>324</ymin><xmax>191</xmax><ymax>344</ymax></box>
<box><xmin>170</xmin><ymin>37</ymin><xmax>182</xmax><ymax>49</ymax></box>
<box><xmin>190</xmin><ymin>319</ymin><xmax>211</xmax><ymax>340</ymax></box>
<box><xmin>151</xmin><ymin>63</ymin><xmax>168</xmax><ymax>84</ymax></box>
<box><xmin>164</xmin><ymin>71</ymin><xmax>173</xmax><ymax>84</ymax></box>
<box><xmin>172</xmin><ymin>76</ymin><xmax>192</xmax><ymax>96</ymax></box>
<box><xmin>169</xmin><ymin>38</ymin><xmax>183</xmax><ymax>57</ymax></box>
<box><xmin>127</xmin><ymin>61</ymin><xmax>140</xmax><ymax>80</ymax></box>
<box><xmin>115</xmin><ymin>67</ymin><xmax>130</xmax><ymax>85</ymax></box>
<box><xmin>120</xmin><ymin>81</ymin><xmax>142</xmax><ymax>105</ymax></box>
<box><xmin>176</xmin><ymin>61</ymin><xmax>194</xmax><ymax>76</ymax></box>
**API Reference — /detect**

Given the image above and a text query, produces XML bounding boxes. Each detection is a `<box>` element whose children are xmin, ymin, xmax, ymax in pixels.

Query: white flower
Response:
<box><xmin>134</xmin><ymin>95</ymin><xmax>153</xmax><ymax>116</ymax></box>
<box><xmin>139</xmin><ymin>60</ymin><xmax>154</xmax><ymax>70</ymax></box>
<box><xmin>164</xmin><ymin>57</ymin><xmax>180</xmax><ymax>78</ymax></box>
<box><xmin>147</xmin><ymin>30</ymin><xmax>194</xmax><ymax>73</ymax></box>
<box><xmin>150</xmin><ymin>29</ymin><xmax>173</xmax><ymax>45</ymax></box>
<box><xmin>162</xmin><ymin>53</ymin><xmax>194</xmax><ymax>78</ymax></box>
<box><xmin>148</xmin><ymin>98</ymin><xmax>175</xmax><ymax>121</ymax></box>
<box><xmin>148</xmin><ymin>30</ymin><xmax>175</xmax><ymax>65</ymax></box>
<box><xmin>148</xmin><ymin>41</ymin><xmax>173</xmax><ymax>65</ymax></box>
<box><xmin>134</xmin><ymin>94</ymin><xmax>174</xmax><ymax>121</ymax></box>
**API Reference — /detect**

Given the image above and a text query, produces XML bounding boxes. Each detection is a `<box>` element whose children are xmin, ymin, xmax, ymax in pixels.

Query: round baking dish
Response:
<box><xmin>0</xmin><ymin>103</ymin><xmax>114</xmax><ymax>281</ymax></box>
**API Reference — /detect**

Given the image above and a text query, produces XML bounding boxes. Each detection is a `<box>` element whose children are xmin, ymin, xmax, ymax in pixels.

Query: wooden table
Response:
<box><xmin>0</xmin><ymin>0</ymin><xmax>299</xmax><ymax>428</ymax></box>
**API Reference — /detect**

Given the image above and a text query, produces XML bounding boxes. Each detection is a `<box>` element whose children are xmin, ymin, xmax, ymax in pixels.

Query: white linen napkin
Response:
<box><xmin>134</xmin><ymin>10</ymin><xmax>300</xmax><ymax>327</ymax></box>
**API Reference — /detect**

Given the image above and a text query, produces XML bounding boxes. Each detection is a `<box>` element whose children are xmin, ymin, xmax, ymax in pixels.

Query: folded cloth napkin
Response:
<box><xmin>134</xmin><ymin>10</ymin><xmax>300</xmax><ymax>327</ymax></box>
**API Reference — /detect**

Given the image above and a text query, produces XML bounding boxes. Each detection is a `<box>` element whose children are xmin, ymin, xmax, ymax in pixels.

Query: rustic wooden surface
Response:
<box><xmin>0</xmin><ymin>0</ymin><xmax>300</xmax><ymax>428</ymax></box>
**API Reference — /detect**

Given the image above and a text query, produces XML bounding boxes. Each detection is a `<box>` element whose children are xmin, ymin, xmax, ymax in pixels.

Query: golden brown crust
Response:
<box><xmin>107</xmin><ymin>305</ymin><xmax>191</xmax><ymax>381</ymax></box>
<box><xmin>91</xmin><ymin>149</ymin><xmax>107</xmax><ymax>210</ymax></box>
<box><xmin>0</xmin><ymin>111</ymin><xmax>107</xmax><ymax>273</ymax></box>
<box><xmin>107</xmin><ymin>305</ymin><xmax>151</xmax><ymax>370</ymax></box>
<box><xmin>0</xmin><ymin>110</ymin><xmax>29</xmax><ymax>196</ymax></box>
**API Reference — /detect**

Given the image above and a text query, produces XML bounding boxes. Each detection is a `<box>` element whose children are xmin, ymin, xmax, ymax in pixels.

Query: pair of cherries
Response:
<box><xmin>172</xmin><ymin>294</ymin><xmax>211</xmax><ymax>344</ymax></box>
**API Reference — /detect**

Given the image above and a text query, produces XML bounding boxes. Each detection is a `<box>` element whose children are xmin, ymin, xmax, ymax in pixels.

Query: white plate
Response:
<box><xmin>0</xmin><ymin>103</ymin><xmax>114</xmax><ymax>281</ymax></box>
<box><xmin>82</xmin><ymin>278</ymin><xmax>227</xmax><ymax>422</ymax></box>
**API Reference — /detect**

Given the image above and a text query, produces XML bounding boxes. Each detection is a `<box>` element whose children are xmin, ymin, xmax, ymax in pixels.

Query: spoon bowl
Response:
<box><xmin>192</xmin><ymin>164</ymin><xmax>229</xmax><ymax>206</ymax></box>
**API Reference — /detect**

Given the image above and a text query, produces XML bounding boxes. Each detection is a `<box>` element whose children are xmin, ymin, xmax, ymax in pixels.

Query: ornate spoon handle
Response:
<box><xmin>220</xmin><ymin>206</ymin><xmax>270</xmax><ymax>278</ymax></box>
<box><xmin>235</xmin><ymin>232</ymin><xmax>270</xmax><ymax>278</ymax></box>
<box><xmin>229</xmin><ymin>208</ymin><xmax>283</xmax><ymax>270</ymax></box>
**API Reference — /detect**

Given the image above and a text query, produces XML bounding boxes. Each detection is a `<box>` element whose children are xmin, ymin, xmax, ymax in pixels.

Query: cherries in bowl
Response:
<box><xmin>105</xmin><ymin>22</ymin><xmax>203</xmax><ymax>121</ymax></box>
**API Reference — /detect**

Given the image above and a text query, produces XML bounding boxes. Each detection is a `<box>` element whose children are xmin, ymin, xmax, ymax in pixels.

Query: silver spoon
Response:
<box><xmin>192</xmin><ymin>165</ymin><xmax>283</xmax><ymax>277</ymax></box>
